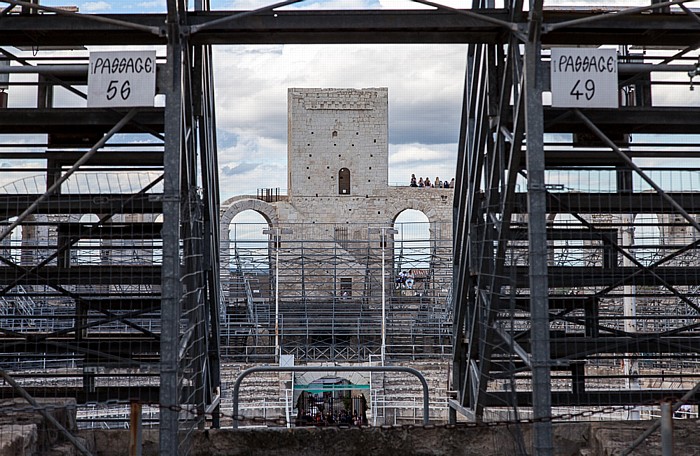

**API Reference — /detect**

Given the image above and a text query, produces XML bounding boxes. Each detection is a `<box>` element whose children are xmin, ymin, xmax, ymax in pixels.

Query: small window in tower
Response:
<box><xmin>332</xmin><ymin>131</ymin><xmax>338</xmax><ymax>137</ymax></box>
<box><xmin>339</xmin><ymin>168</ymin><xmax>350</xmax><ymax>195</ymax></box>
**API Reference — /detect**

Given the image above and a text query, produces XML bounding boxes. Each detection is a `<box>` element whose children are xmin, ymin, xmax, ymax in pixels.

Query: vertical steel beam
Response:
<box><xmin>661</xmin><ymin>401</ymin><xmax>674</xmax><ymax>456</ymax></box>
<box><xmin>130</xmin><ymin>400</ymin><xmax>143</xmax><ymax>456</ymax></box>
<box><xmin>451</xmin><ymin>44</ymin><xmax>475</xmax><ymax>411</ymax></box>
<box><xmin>192</xmin><ymin>2</ymin><xmax>222</xmax><ymax>427</ymax></box>
<box><xmin>160</xmin><ymin>1</ymin><xmax>184</xmax><ymax>454</ymax></box>
<box><xmin>196</xmin><ymin>35</ymin><xmax>223</xmax><ymax>430</ymax></box>
<box><xmin>524</xmin><ymin>0</ymin><xmax>553</xmax><ymax>454</ymax></box>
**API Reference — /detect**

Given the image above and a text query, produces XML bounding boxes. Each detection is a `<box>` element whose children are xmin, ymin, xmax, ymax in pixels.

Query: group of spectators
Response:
<box><xmin>410</xmin><ymin>174</ymin><xmax>454</xmax><ymax>189</ymax></box>
<box><xmin>395</xmin><ymin>270</ymin><xmax>415</xmax><ymax>289</ymax></box>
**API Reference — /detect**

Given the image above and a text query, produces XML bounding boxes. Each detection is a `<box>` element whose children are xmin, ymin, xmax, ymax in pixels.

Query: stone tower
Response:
<box><xmin>287</xmin><ymin>88</ymin><xmax>388</xmax><ymax>199</ymax></box>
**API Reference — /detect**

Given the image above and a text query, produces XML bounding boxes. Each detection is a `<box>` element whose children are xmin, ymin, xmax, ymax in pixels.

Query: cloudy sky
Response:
<box><xmin>2</xmin><ymin>0</ymin><xmax>691</xmax><ymax>203</ymax></box>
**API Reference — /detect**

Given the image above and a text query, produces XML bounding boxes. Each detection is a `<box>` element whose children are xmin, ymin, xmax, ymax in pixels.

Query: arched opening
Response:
<box><xmin>338</xmin><ymin>168</ymin><xmax>350</xmax><ymax>195</ymax></box>
<box><xmin>228</xmin><ymin>210</ymin><xmax>270</xmax><ymax>275</ymax></box>
<box><xmin>224</xmin><ymin>210</ymin><xmax>273</xmax><ymax>355</ymax></box>
<box><xmin>218</xmin><ymin>200</ymin><xmax>279</xmax><ymax>352</ymax></box>
<box><xmin>393</xmin><ymin>209</ymin><xmax>430</xmax><ymax>294</ymax></box>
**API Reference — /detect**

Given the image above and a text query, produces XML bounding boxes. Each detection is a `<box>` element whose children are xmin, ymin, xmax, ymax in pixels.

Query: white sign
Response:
<box><xmin>550</xmin><ymin>48</ymin><xmax>618</xmax><ymax>108</ymax></box>
<box><xmin>87</xmin><ymin>51</ymin><xmax>156</xmax><ymax>108</ymax></box>
<box><xmin>279</xmin><ymin>354</ymin><xmax>294</xmax><ymax>367</ymax></box>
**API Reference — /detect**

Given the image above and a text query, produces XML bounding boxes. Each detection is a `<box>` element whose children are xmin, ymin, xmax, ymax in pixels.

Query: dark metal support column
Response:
<box><xmin>160</xmin><ymin>1</ymin><xmax>184</xmax><ymax>453</ymax></box>
<box><xmin>524</xmin><ymin>0</ymin><xmax>552</xmax><ymax>454</ymax></box>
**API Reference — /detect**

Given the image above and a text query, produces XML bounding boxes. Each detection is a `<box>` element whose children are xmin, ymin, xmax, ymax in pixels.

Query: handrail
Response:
<box><xmin>232</xmin><ymin>365</ymin><xmax>430</xmax><ymax>428</ymax></box>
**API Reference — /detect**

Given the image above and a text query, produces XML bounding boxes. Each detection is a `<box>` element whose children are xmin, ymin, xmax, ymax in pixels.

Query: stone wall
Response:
<box><xmin>71</xmin><ymin>421</ymin><xmax>700</xmax><ymax>456</ymax></box>
<box><xmin>287</xmin><ymin>88</ymin><xmax>388</xmax><ymax>199</ymax></box>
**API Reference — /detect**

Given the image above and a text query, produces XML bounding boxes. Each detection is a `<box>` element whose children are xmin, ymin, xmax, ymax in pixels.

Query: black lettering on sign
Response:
<box><xmin>105</xmin><ymin>80</ymin><xmax>132</xmax><ymax>101</ymax></box>
<box><xmin>569</xmin><ymin>79</ymin><xmax>596</xmax><ymax>100</ymax></box>
<box><xmin>91</xmin><ymin>56</ymin><xmax>155</xmax><ymax>75</ymax></box>
<box><xmin>554</xmin><ymin>54</ymin><xmax>616</xmax><ymax>74</ymax></box>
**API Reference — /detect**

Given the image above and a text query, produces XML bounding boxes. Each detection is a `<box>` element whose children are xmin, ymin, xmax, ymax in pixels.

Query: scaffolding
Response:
<box><xmin>0</xmin><ymin>2</ymin><xmax>222</xmax><ymax>453</ymax></box>
<box><xmin>2</xmin><ymin>2</ymin><xmax>700</xmax><ymax>455</ymax></box>
<box><xmin>451</xmin><ymin>2</ymin><xmax>700</xmax><ymax>454</ymax></box>
<box><xmin>221</xmin><ymin>221</ymin><xmax>454</xmax><ymax>363</ymax></box>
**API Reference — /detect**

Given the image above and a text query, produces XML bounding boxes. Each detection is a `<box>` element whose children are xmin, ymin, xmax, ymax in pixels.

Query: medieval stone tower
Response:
<box><xmin>287</xmin><ymin>88</ymin><xmax>388</xmax><ymax>200</ymax></box>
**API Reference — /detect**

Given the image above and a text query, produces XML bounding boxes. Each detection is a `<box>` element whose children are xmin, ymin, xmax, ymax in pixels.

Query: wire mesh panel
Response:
<box><xmin>220</xmin><ymin>221</ymin><xmax>453</xmax><ymax>363</ymax></box>
<box><xmin>452</xmin><ymin>19</ymin><xmax>700</xmax><ymax>446</ymax></box>
<box><xmin>0</xmin><ymin>8</ymin><xmax>221</xmax><ymax>453</ymax></box>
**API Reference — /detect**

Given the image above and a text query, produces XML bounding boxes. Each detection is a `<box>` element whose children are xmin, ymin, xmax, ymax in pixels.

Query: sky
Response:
<box><xmin>1</xmin><ymin>0</ymin><xmax>698</xmax><ymax>205</ymax></box>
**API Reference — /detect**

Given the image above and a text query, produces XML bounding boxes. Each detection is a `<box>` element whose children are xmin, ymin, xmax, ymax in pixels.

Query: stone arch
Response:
<box><xmin>220</xmin><ymin>197</ymin><xmax>279</xmax><ymax>236</ymax></box>
<box><xmin>296</xmin><ymin>371</ymin><xmax>368</xmax><ymax>387</ymax></box>
<box><xmin>389</xmin><ymin>199</ymin><xmax>439</xmax><ymax>226</ymax></box>
<box><xmin>388</xmin><ymin>199</ymin><xmax>448</xmax><ymax>241</ymax></box>
<box><xmin>219</xmin><ymin>198</ymin><xmax>279</xmax><ymax>271</ymax></box>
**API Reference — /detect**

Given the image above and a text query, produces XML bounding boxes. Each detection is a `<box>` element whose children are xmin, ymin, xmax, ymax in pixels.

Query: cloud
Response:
<box><xmin>217</xmin><ymin>133</ymin><xmax>288</xmax><ymax>198</ymax></box>
<box><xmin>135</xmin><ymin>1</ymin><xmax>165</xmax><ymax>10</ymax></box>
<box><xmin>388</xmin><ymin>143</ymin><xmax>457</xmax><ymax>185</ymax></box>
<box><xmin>649</xmin><ymin>73</ymin><xmax>699</xmax><ymax>107</ymax></box>
<box><xmin>213</xmin><ymin>43</ymin><xmax>465</xmax><ymax>143</ymax></box>
<box><xmin>2</xmin><ymin>5</ymin><xmax>467</xmax><ymax>202</ymax></box>
<box><xmin>219</xmin><ymin>160</ymin><xmax>288</xmax><ymax>199</ymax></box>
<box><xmin>389</xmin><ymin>143</ymin><xmax>454</xmax><ymax>164</ymax></box>
<box><xmin>221</xmin><ymin>162</ymin><xmax>260</xmax><ymax>176</ymax></box>
<box><xmin>0</xmin><ymin>162</ymin><xmax>47</xmax><ymax>194</ymax></box>
<box><xmin>218</xmin><ymin>0</ymin><xmax>379</xmax><ymax>9</ymax></box>
<box><xmin>80</xmin><ymin>1</ymin><xmax>112</xmax><ymax>12</ymax></box>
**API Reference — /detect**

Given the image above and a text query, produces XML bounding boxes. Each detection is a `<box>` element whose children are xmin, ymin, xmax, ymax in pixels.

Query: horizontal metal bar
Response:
<box><xmin>2</xmin><ymin>10</ymin><xmax>699</xmax><ymax>47</ymax></box>
<box><xmin>618</xmin><ymin>63</ymin><xmax>697</xmax><ymax>72</ymax></box>
<box><xmin>0</xmin><ymin>0</ymin><xmax>161</xmax><ymax>35</ymax></box>
<box><xmin>0</xmin><ymin>64</ymin><xmax>87</xmax><ymax>74</ymax></box>
<box><xmin>544</xmin><ymin>0</ymin><xmax>694</xmax><ymax>32</ymax></box>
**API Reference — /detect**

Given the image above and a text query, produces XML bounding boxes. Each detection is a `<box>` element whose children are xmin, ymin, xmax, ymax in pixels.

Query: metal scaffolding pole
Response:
<box><xmin>524</xmin><ymin>0</ymin><xmax>553</xmax><ymax>454</ymax></box>
<box><xmin>160</xmin><ymin>1</ymin><xmax>184</xmax><ymax>453</ymax></box>
<box><xmin>369</xmin><ymin>227</ymin><xmax>398</xmax><ymax>365</ymax></box>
